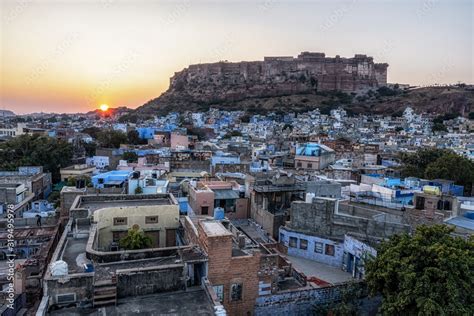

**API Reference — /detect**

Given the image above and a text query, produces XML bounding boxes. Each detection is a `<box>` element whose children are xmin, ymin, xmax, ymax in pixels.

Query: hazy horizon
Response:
<box><xmin>1</xmin><ymin>0</ymin><xmax>472</xmax><ymax>114</ymax></box>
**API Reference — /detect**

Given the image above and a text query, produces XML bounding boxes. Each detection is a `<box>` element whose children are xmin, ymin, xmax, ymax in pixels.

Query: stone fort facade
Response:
<box><xmin>169</xmin><ymin>52</ymin><xmax>388</xmax><ymax>101</ymax></box>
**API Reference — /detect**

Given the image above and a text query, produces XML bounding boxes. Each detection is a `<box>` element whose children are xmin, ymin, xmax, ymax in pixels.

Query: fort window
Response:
<box><xmin>314</xmin><ymin>242</ymin><xmax>323</xmax><ymax>253</ymax></box>
<box><xmin>113</xmin><ymin>217</ymin><xmax>127</xmax><ymax>226</ymax></box>
<box><xmin>300</xmin><ymin>239</ymin><xmax>308</xmax><ymax>250</ymax></box>
<box><xmin>307</xmin><ymin>163</ymin><xmax>313</xmax><ymax>169</ymax></box>
<box><xmin>145</xmin><ymin>216</ymin><xmax>159</xmax><ymax>224</ymax></box>
<box><xmin>325</xmin><ymin>244</ymin><xmax>335</xmax><ymax>256</ymax></box>
<box><xmin>289</xmin><ymin>237</ymin><xmax>297</xmax><ymax>248</ymax></box>
<box><xmin>201</xmin><ymin>206</ymin><xmax>208</xmax><ymax>215</ymax></box>
<box><xmin>296</xmin><ymin>162</ymin><xmax>302</xmax><ymax>168</ymax></box>
<box><xmin>230</xmin><ymin>283</ymin><xmax>242</xmax><ymax>301</ymax></box>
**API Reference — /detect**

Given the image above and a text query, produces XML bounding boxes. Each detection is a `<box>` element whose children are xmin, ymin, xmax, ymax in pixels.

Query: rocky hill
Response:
<box><xmin>134</xmin><ymin>52</ymin><xmax>472</xmax><ymax>117</ymax></box>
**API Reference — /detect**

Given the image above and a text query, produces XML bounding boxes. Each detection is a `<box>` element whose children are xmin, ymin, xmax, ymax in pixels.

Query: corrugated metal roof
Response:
<box><xmin>213</xmin><ymin>189</ymin><xmax>239</xmax><ymax>200</ymax></box>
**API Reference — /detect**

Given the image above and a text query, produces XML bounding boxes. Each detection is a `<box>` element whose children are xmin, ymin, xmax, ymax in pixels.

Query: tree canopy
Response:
<box><xmin>365</xmin><ymin>225</ymin><xmax>474</xmax><ymax>315</ymax></box>
<box><xmin>97</xmin><ymin>130</ymin><xmax>127</xmax><ymax>148</ymax></box>
<box><xmin>119</xmin><ymin>227</ymin><xmax>152</xmax><ymax>250</ymax></box>
<box><xmin>399</xmin><ymin>148</ymin><xmax>474</xmax><ymax>194</ymax></box>
<box><xmin>0</xmin><ymin>134</ymin><xmax>73</xmax><ymax>182</ymax></box>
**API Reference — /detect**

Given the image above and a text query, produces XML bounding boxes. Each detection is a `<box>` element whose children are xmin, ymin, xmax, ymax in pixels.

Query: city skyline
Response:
<box><xmin>1</xmin><ymin>0</ymin><xmax>472</xmax><ymax>114</ymax></box>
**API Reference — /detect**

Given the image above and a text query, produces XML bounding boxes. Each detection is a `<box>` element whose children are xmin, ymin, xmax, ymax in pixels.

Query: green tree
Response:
<box><xmin>399</xmin><ymin>148</ymin><xmax>449</xmax><ymax>179</ymax></box>
<box><xmin>365</xmin><ymin>225</ymin><xmax>474</xmax><ymax>315</ymax></box>
<box><xmin>81</xmin><ymin>126</ymin><xmax>101</xmax><ymax>140</ymax></box>
<box><xmin>0</xmin><ymin>135</ymin><xmax>73</xmax><ymax>182</ymax></box>
<box><xmin>97</xmin><ymin>130</ymin><xmax>127</xmax><ymax>148</ymax></box>
<box><xmin>425</xmin><ymin>152</ymin><xmax>474</xmax><ymax>194</ymax></box>
<box><xmin>127</xmin><ymin>130</ymin><xmax>141</xmax><ymax>145</ymax></box>
<box><xmin>432</xmin><ymin>122</ymin><xmax>448</xmax><ymax>133</ymax></box>
<box><xmin>122</xmin><ymin>151</ymin><xmax>138</xmax><ymax>163</ymax></box>
<box><xmin>82</xmin><ymin>141</ymin><xmax>97</xmax><ymax>157</ymax></box>
<box><xmin>119</xmin><ymin>227</ymin><xmax>152</xmax><ymax>250</ymax></box>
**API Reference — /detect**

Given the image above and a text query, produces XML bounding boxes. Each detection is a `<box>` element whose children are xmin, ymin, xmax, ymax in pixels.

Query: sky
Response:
<box><xmin>0</xmin><ymin>0</ymin><xmax>472</xmax><ymax>114</ymax></box>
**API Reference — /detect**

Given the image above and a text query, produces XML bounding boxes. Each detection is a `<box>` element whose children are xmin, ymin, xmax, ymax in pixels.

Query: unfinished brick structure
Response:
<box><xmin>196</xmin><ymin>220</ymin><xmax>260</xmax><ymax>315</ymax></box>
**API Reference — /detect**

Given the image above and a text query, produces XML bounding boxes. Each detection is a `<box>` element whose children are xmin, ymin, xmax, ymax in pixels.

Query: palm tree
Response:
<box><xmin>119</xmin><ymin>226</ymin><xmax>152</xmax><ymax>250</ymax></box>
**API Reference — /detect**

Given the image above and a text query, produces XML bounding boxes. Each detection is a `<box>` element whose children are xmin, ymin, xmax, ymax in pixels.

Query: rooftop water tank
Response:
<box><xmin>306</xmin><ymin>193</ymin><xmax>315</xmax><ymax>203</ymax></box>
<box><xmin>214</xmin><ymin>207</ymin><xmax>225</xmax><ymax>220</ymax></box>
<box><xmin>423</xmin><ymin>185</ymin><xmax>441</xmax><ymax>196</ymax></box>
<box><xmin>51</xmin><ymin>260</ymin><xmax>68</xmax><ymax>277</ymax></box>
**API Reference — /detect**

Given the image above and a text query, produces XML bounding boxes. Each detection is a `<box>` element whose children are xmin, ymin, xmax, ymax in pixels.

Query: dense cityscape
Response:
<box><xmin>1</xmin><ymin>1</ymin><xmax>473</xmax><ymax>316</ymax></box>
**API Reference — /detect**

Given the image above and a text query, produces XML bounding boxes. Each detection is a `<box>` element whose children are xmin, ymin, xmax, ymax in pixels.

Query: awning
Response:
<box><xmin>213</xmin><ymin>189</ymin><xmax>239</xmax><ymax>200</ymax></box>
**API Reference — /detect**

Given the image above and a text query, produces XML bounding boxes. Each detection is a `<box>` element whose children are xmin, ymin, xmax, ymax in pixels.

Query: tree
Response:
<box><xmin>97</xmin><ymin>130</ymin><xmax>127</xmax><ymax>148</ymax></box>
<box><xmin>119</xmin><ymin>226</ymin><xmax>152</xmax><ymax>250</ymax></box>
<box><xmin>0</xmin><ymin>135</ymin><xmax>73</xmax><ymax>182</ymax></box>
<box><xmin>399</xmin><ymin>148</ymin><xmax>449</xmax><ymax>179</ymax></box>
<box><xmin>81</xmin><ymin>126</ymin><xmax>101</xmax><ymax>140</ymax></box>
<box><xmin>122</xmin><ymin>151</ymin><xmax>138</xmax><ymax>163</ymax></box>
<box><xmin>469</xmin><ymin>112</ymin><xmax>474</xmax><ymax>120</ymax></box>
<box><xmin>425</xmin><ymin>152</ymin><xmax>474</xmax><ymax>194</ymax></box>
<box><xmin>126</xmin><ymin>130</ymin><xmax>141</xmax><ymax>145</ymax></box>
<box><xmin>365</xmin><ymin>225</ymin><xmax>474</xmax><ymax>315</ymax></box>
<box><xmin>432</xmin><ymin>122</ymin><xmax>448</xmax><ymax>133</ymax></box>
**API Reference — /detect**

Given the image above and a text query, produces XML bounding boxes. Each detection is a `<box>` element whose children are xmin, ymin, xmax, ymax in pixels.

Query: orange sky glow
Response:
<box><xmin>1</xmin><ymin>1</ymin><xmax>472</xmax><ymax>114</ymax></box>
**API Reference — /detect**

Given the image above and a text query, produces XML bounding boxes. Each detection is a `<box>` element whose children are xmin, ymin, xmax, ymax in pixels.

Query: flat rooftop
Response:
<box><xmin>201</xmin><ymin>221</ymin><xmax>232</xmax><ymax>237</ymax></box>
<box><xmin>77</xmin><ymin>194</ymin><xmax>176</xmax><ymax>214</ymax></box>
<box><xmin>49</xmin><ymin>288</ymin><xmax>215</xmax><ymax>315</ymax></box>
<box><xmin>285</xmin><ymin>255</ymin><xmax>353</xmax><ymax>286</ymax></box>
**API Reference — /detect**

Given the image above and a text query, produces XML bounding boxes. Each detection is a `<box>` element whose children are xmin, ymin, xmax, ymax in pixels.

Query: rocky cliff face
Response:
<box><xmin>135</xmin><ymin>53</ymin><xmax>472</xmax><ymax>117</ymax></box>
<box><xmin>136</xmin><ymin>52</ymin><xmax>388</xmax><ymax>114</ymax></box>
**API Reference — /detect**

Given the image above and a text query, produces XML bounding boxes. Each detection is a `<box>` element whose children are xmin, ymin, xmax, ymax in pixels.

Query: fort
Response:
<box><xmin>169</xmin><ymin>52</ymin><xmax>388</xmax><ymax>101</ymax></box>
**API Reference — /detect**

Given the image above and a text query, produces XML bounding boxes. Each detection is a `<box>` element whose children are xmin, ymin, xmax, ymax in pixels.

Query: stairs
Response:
<box><xmin>93</xmin><ymin>276</ymin><xmax>117</xmax><ymax>307</ymax></box>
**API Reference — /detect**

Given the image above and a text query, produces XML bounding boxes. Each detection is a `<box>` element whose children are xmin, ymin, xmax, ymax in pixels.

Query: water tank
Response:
<box><xmin>306</xmin><ymin>193</ymin><xmax>316</xmax><ymax>203</ymax></box>
<box><xmin>423</xmin><ymin>185</ymin><xmax>441</xmax><ymax>196</ymax></box>
<box><xmin>464</xmin><ymin>211</ymin><xmax>474</xmax><ymax>220</ymax></box>
<box><xmin>51</xmin><ymin>260</ymin><xmax>68</xmax><ymax>277</ymax></box>
<box><xmin>214</xmin><ymin>207</ymin><xmax>225</xmax><ymax>220</ymax></box>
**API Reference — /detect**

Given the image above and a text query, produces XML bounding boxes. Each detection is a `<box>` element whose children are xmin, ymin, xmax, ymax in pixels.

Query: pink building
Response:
<box><xmin>171</xmin><ymin>132</ymin><xmax>189</xmax><ymax>150</ymax></box>
<box><xmin>188</xmin><ymin>180</ymin><xmax>249</xmax><ymax>220</ymax></box>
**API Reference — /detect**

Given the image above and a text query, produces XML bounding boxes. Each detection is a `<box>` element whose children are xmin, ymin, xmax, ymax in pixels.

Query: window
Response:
<box><xmin>113</xmin><ymin>217</ymin><xmax>127</xmax><ymax>225</ymax></box>
<box><xmin>289</xmin><ymin>237</ymin><xmax>297</xmax><ymax>248</ymax></box>
<box><xmin>443</xmin><ymin>200</ymin><xmax>451</xmax><ymax>211</ymax></box>
<box><xmin>213</xmin><ymin>285</ymin><xmax>224</xmax><ymax>302</ymax></box>
<box><xmin>201</xmin><ymin>206</ymin><xmax>209</xmax><ymax>215</ymax></box>
<box><xmin>279</xmin><ymin>233</ymin><xmax>284</xmax><ymax>244</ymax></box>
<box><xmin>56</xmin><ymin>293</ymin><xmax>76</xmax><ymax>304</ymax></box>
<box><xmin>145</xmin><ymin>216</ymin><xmax>159</xmax><ymax>224</ymax></box>
<box><xmin>296</xmin><ymin>162</ymin><xmax>302</xmax><ymax>168</ymax></box>
<box><xmin>415</xmin><ymin>196</ymin><xmax>425</xmax><ymax>210</ymax></box>
<box><xmin>300</xmin><ymin>239</ymin><xmax>308</xmax><ymax>250</ymax></box>
<box><xmin>325</xmin><ymin>244</ymin><xmax>335</xmax><ymax>256</ymax></box>
<box><xmin>231</xmin><ymin>283</ymin><xmax>242</xmax><ymax>301</ymax></box>
<box><xmin>314</xmin><ymin>242</ymin><xmax>323</xmax><ymax>254</ymax></box>
<box><xmin>307</xmin><ymin>163</ymin><xmax>313</xmax><ymax>169</ymax></box>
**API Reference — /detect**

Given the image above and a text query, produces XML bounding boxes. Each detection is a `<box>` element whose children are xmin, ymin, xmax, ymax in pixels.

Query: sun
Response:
<box><xmin>99</xmin><ymin>104</ymin><xmax>109</xmax><ymax>112</ymax></box>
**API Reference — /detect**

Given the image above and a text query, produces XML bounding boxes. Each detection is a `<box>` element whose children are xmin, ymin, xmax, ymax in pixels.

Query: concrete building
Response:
<box><xmin>0</xmin><ymin>166</ymin><xmax>52</xmax><ymax>200</ymax></box>
<box><xmin>60</xmin><ymin>164</ymin><xmax>96</xmax><ymax>182</ymax></box>
<box><xmin>294</xmin><ymin>143</ymin><xmax>335</xmax><ymax>170</ymax></box>
<box><xmin>250</xmin><ymin>173</ymin><xmax>306</xmax><ymax>239</ymax></box>
<box><xmin>188</xmin><ymin>180</ymin><xmax>249</xmax><ymax>220</ymax></box>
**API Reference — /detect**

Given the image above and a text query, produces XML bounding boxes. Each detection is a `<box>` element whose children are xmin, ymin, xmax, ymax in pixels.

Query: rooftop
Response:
<box><xmin>201</xmin><ymin>220</ymin><xmax>232</xmax><ymax>237</ymax></box>
<box><xmin>284</xmin><ymin>255</ymin><xmax>353</xmax><ymax>286</ymax></box>
<box><xmin>49</xmin><ymin>288</ymin><xmax>215</xmax><ymax>315</ymax></box>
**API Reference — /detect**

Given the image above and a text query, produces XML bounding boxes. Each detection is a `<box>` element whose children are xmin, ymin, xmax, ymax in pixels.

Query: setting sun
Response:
<box><xmin>99</xmin><ymin>104</ymin><xmax>109</xmax><ymax>112</ymax></box>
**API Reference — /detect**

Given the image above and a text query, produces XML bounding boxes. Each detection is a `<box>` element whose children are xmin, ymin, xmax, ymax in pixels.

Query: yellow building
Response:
<box><xmin>93</xmin><ymin>204</ymin><xmax>180</xmax><ymax>249</ymax></box>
